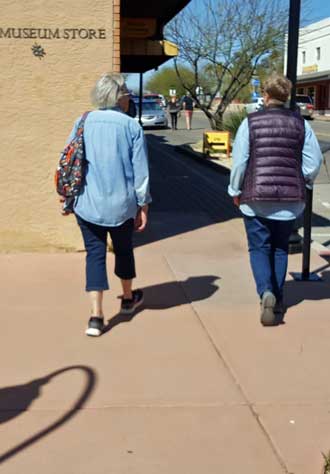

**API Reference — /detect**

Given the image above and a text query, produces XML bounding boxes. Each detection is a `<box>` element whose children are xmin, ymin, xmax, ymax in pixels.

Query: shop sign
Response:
<box><xmin>302</xmin><ymin>64</ymin><xmax>318</xmax><ymax>74</ymax></box>
<box><xmin>0</xmin><ymin>27</ymin><xmax>107</xmax><ymax>40</ymax></box>
<box><xmin>121</xmin><ymin>18</ymin><xmax>156</xmax><ymax>38</ymax></box>
<box><xmin>0</xmin><ymin>27</ymin><xmax>108</xmax><ymax>59</ymax></box>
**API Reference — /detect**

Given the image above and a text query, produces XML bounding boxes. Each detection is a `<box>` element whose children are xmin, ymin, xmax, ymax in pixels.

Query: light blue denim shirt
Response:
<box><xmin>228</xmin><ymin>116</ymin><xmax>323</xmax><ymax>220</ymax></box>
<box><xmin>68</xmin><ymin>108</ymin><xmax>152</xmax><ymax>227</ymax></box>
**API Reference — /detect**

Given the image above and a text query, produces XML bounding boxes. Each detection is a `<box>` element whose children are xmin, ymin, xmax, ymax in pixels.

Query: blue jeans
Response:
<box><xmin>76</xmin><ymin>214</ymin><xmax>136</xmax><ymax>291</ymax></box>
<box><xmin>243</xmin><ymin>216</ymin><xmax>295</xmax><ymax>299</ymax></box>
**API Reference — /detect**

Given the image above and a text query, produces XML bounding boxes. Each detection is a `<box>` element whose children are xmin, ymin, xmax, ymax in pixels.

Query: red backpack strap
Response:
<box><xmin>81</xmin><ymin>111</ymin><xmax>90</xmax><ymax>122</ymax></box>
<box><xmin>76</xmin><ymin>111</ymin><xmax>90</xmax><ymax>135</ymax></box>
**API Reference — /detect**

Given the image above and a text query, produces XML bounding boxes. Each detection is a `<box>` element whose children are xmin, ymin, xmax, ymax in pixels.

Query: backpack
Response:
<box><xmin>55</xmin><ymin>112</ymin><xmax>90</xmax><ymax>207</ymax></box>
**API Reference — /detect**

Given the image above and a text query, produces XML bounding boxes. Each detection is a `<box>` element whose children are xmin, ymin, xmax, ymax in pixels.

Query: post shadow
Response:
<box><xmin>311</xmin><ymin>212</ymin><xmax>330</xmax><ymax>228</ymax></box>
<box><xmin>103</xmin><ymin>275</ymin><xmax>220</xmax><ymax>334</ymax></box>
<box><xmin>0</xmin><ymin>365</ymin><xmax>96</xmax><ymax>464</ymax></box>
<box><xmin>284</xmin><ymin>256</ymin><xmax>330</xmax><ymax>314</ymax></box>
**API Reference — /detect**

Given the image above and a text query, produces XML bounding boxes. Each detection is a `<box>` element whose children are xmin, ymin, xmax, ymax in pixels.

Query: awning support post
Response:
<box><xmin>287</xmin><ymin>0</ymin><xmax>303</xmax><ymax>255</ymax></box>
<box><xmin>287</xmin><ymin>0</ymin><xmax>322</xmax><ymax>281</ymax></box>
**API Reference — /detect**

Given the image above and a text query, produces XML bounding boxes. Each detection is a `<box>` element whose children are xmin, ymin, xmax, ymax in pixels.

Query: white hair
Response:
<box><xmin>91</xmin><ymin>73</ymin><xmax>129</xmax><ymax>109</ymax></box>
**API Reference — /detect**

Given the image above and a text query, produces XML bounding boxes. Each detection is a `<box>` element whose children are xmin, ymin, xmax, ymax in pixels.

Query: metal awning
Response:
<box><xmin>120</xmin><ymin>0</ymin><xmax>189</xmax><ymax>73</ymax></box>
<box><xmin>298</xmin><ymin>70</ymin><xmax>330</xmax><ymax>84</ymax></box>
<box><xmin>121</xmin><ymin>0</ymin><xmax>190</xmax><ymax>27</ymax></box>
<box><xmin>121</xmin><ymin>40</ymin><xmax>178</xmax><ymax>73</ymax></box>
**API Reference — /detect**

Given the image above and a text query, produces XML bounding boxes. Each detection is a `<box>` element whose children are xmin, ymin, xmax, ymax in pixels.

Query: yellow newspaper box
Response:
<box><xmin>203</xmin><ymin>131</ymin><xmax>230</xmax><ymax>158</ymax></box>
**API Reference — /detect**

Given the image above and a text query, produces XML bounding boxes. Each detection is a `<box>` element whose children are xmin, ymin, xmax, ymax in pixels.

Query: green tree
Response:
<box><xmin>166</xmin><ymin>0</ymin><xmax>288</xmax><ymax>129</ymax></box>
<box><xmin>145</xmin><ymin>65</ymin><xmax>195</xmax><ymax>98</ymax></box>
<box><xmin>234</xmin><ymin>48</ymin><xmax>285</xmax><ymax>102</ymax></box>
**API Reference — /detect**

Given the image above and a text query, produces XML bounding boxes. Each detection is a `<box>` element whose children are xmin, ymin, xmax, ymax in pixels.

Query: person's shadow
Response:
<box><xmin>0</xmin><ymin>366</ymin><xmax>96</xmax><ymax>464</ymax></box>
<box><xmin>0</xmin><ymin>376</ymin><xmax>51</xmax><ymax>425</ymax></box>
<box><xmin>103</xmin><ymin>275</ymin><xmax>220</xmax><ymax>334</ymax></box>
<box><xmin>285</xmin><ymin>269</ymin><xmax>330</xmax><ymax>310</ymax></box>
<box><xmin>277</xmin><ymin>257</ymin><xmax>330</xmax><ymax>324</ymax></box>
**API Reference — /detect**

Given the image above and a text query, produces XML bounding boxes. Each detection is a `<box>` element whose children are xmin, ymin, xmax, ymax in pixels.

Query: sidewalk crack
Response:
<box><xmin>163</xmin><ymin>254</ymin><xmax>289</xmax><ymax>474</ymax></box>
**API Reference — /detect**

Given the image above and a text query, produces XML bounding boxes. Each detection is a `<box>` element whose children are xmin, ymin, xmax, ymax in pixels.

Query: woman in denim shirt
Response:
<box><xmin>65</xmin><ymin>73</ymin><xmax>151</xmax><ymax>336</ymax></box>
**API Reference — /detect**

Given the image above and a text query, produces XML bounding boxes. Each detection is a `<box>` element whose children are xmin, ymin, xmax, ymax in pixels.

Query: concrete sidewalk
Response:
<box><xmin>1</xmin><ymin>119</ymin><xmax>330</xmax><ymax>473</ymax></box>
<box><xmin>1</xmin><ymin>210</ymin><xmax>330</xmax><ymax>473</ymax></box>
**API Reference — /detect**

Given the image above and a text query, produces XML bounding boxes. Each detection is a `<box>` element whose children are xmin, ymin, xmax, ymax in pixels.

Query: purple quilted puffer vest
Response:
<box><xmin>240</xmin><ymin>107</ymin><xmax>306</xmax><ymax>204</ymax></box>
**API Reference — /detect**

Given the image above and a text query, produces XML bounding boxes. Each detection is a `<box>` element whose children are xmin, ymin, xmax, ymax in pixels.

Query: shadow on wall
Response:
<box><xmin>133</xmin><ymin>133</ymin><xmax>240</xmax><ymax>248</ymax></box>
<box><xmin>103</xmin><ymin>275</ymin><xmax>221</xmax><ymax>334</ymax></box>
<box><xmin>0</xmin><ymin>365</ymin><xmax>97</xmax><ymax>464</ymax></box>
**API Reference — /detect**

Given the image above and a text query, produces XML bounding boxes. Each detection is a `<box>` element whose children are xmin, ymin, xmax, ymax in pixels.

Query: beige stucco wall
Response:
<box><xmin>0</xmin><ymin>0</ymin><xmax>116</xmax><ymax>252</ymax></box>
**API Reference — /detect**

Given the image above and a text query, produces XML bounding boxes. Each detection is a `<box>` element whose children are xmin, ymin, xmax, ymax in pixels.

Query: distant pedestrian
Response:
<box><xmin>167</xmin><ymin>96</ymin><xmax>180</xmax><ymax>130</ymax></box>
<box><xmin>181</xmin><ymin>92</ymin><xmax>194</xmax><ymax>130</ymax></box>
<box><xmin>63</xmin><ymin>73</ymin><xmax>151</xmax><ymax>336</ymax></box>
<box><xmin>228</xmin><ymin>73</ymin><xmax>322</xmax><ymax>326</ymax></box>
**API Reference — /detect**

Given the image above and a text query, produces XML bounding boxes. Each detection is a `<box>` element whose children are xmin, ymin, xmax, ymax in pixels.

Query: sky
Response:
<box><xmin>126</xmin><ymin>0</ymin><xmax>330</xmax><ymax>92</ymax></box>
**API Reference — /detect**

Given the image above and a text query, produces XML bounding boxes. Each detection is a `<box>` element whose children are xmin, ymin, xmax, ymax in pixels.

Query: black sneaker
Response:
<box><xmin>85</xmin><ymin>317</ymin><xmax>104</xmax><ymax>337</ymax></box>
<box><xmin>120</xmin><ymin>289</ymin><xmax>144</xmax><ymax>315</ymax></box>
<box><xmin>274</xmin><ymin>298</ymin><xmax>286</xmax><ymax>324</ymax></box>
<box><xmin>274</xmin><ymin>299</ymin><xmax>285</xmax><ymax>314</ymax></box>
<box><xmin>260</xmin><ymin>291</ymin><xmax>276</xmax><ymax>326</ymax></box>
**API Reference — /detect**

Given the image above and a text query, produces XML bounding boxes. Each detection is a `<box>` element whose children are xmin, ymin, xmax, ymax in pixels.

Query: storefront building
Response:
<box><xmin>0</xmin><ymin>0</ymin><xmax>188</xmax><ymax>251</ymax></box>
<box><xmin>296</xmin><ymin>17</ymin><xmax>330</xmax><ymax>115</ymax></box>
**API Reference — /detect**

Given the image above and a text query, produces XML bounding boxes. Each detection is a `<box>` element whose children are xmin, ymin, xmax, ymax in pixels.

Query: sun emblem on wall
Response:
<box><xmin>31</xmin><ymin>43</ymin><xmax>46</xmax><ymax>59</ymax></box>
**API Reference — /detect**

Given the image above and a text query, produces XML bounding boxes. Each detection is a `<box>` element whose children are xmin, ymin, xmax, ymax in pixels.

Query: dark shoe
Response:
<box><xmin>274</xmin><ymin>298</ymin><xmax>286</xmax><ymax>323</ymax></box>
<box><xmin>120</xmin><ymin>289</ymin><xmax>144</xmax><ymax>315</ymax></box>
<box><xmin>85</xmin><ymin>317</ymin><xmax>104</xmax><ymax>337</ymax></box>
<box><xmin>260</xmin><ymin>291</ymin><xmax>276</xmax><ymax>326</ymax></box>
<box><xmin>274</xmin><ymin>299</ymin><xmax>285</xmax><ymax>314</ymax></box>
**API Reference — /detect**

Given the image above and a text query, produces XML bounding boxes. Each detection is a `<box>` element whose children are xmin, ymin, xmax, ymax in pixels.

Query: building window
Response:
<box><xmin>316</xmin><ymin>47</ymin><xmax>321</xmax><ymax>60</ymax></box>
<box><xmin>302</xmin><ymin>51</ymin><xmax>306</xmax><ymax>64</ymax></box>
<box><xmin>297</xmin><ymin>87</ymin><xmax>305</xmax><ymax>94</ymax></box>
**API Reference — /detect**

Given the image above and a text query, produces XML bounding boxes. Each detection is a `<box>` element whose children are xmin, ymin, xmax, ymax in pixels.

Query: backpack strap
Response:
<box><xmin>76</xmin><ymin>111</ymin><xmax>90</xmax><ymax>136</ymax></box>
<box><xmin>81</xmin><ymin>111</ymin><xmax>90</xmax><ymax>122</ymax></box>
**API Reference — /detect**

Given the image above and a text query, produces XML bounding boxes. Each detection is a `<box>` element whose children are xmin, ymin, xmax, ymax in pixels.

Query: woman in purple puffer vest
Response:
<box><xmin>229</xmin><ymin>74</ymin><xmax>322</xmax><ymax>326</ymax></box>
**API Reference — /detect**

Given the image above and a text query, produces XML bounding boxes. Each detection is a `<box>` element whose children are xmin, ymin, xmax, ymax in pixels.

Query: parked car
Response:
<box><xmin>245</xmin><ymin>97</ymin><xmax>264</xmax><ymax>113</ymax></box>
<box><xmin>245</xmin><ymin>94</ymin><xmax>314</xmax><ymax>119</ymax></box>
<box><xmin>135</xmin><ymin>100</ymin><xmax>168</xmax><ymax>128</ymax></box>
<box><xmin>295</xmin><ymin>94</ymin><xmax>314</xmax><ymax>119</ymax></box>
<box><xmin>143</xmin><ymin>94</ymin><xmax>167</xmax><ymax>108</ymax></box>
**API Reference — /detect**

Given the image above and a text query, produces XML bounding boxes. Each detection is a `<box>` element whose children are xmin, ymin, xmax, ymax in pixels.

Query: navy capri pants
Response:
<box><xmin>76</xmin><ymin>214</ymin><xmax>136</xmax><ymax>291</ymax></box>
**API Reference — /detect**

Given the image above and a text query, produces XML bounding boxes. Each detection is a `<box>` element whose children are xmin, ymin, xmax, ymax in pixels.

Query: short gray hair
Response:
<box><xmin>263</xmin><ymin>73</ymin><xmax>292</xmax><ymax>103</ymax></box>
<box><xmin>91</xmin><ymin>73</ymin><xmax>129</xmax><ymax>109</ymax></box>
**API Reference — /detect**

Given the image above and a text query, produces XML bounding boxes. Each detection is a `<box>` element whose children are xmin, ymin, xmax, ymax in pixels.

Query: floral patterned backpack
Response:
<box><xmin>55</xmin><ymin>111</ymin><xmax>90</xmax><ymax>212</ymax></box>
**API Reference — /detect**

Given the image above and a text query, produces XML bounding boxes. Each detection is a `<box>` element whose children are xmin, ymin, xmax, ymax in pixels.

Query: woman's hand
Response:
<box><xmin>135</xmin><ymin>205</ymin><xmax>148</xmax><ymax>232</ymax></box>
<box><xmin>59</xmin><ymin>197</ymin><xmax>70</xmax><ymax>216</ymax></box>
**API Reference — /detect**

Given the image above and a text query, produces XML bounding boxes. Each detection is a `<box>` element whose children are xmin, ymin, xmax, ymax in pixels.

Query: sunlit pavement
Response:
<box><xmin>1</xmin><ymin>132</ymin><xmax>330</xmax><ymax>473</ymax></box>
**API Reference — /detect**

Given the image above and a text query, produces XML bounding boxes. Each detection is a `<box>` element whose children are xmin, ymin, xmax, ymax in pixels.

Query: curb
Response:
<box><xmin>175</xmin><ymin>144</ymin><xmax>231</xmax><ymax>175</ymax></box>
<box><xmin>310</xmin><ymin>240</ymin><xmax>329</xmax><ymax>254</ymax></box>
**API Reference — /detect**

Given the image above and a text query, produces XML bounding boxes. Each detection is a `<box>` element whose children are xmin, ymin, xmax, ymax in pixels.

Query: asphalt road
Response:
<box><xmin>310</xmin><ymin>119</ymin><xmax>330</xmax><ymax>150</ymax></box>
